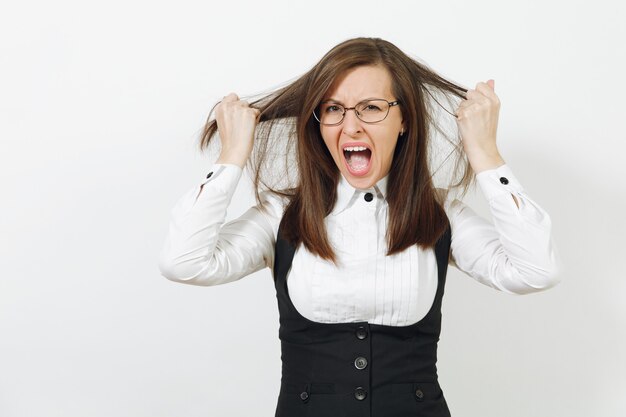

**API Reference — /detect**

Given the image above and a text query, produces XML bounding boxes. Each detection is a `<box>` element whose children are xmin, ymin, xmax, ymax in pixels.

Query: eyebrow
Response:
<box><xmin>322</xmin><ymin>97</ymin><xmax>385</xmax><ymax>104</ymax></box>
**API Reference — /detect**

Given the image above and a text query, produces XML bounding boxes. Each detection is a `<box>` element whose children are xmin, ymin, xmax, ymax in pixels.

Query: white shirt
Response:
<box><xmin>158</xmin><ymin>163</ymin><xmax>561</xmax><ymax>326</ymax></box>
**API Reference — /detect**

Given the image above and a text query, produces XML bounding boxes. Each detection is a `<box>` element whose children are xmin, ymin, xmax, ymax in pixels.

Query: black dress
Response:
<box><xmin>273</xmin><ymin>216</ymin><xmax>453</xmax><ymax>417</ymax></box>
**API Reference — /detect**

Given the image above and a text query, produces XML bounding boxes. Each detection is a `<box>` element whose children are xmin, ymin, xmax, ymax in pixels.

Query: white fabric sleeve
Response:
<box><xmin>445</xmin><ymin>163</ymin><xmax>562</xmax><ymax>294</ymax></box>
<box><xmin>158</xmin><ymin>163</ymin><xmax>286</xmax><ymax>286</ymax></box>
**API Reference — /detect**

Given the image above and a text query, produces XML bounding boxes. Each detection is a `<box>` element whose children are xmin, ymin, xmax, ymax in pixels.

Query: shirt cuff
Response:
<box><xmin>196</xmin><ymin>163</ymin><xmax>243</xmax><ymax>201</ymax></box>
<box><xmin>475</xmin><ymin>163</ymin><xmax>525</xmax><ymax>202</ymax></box>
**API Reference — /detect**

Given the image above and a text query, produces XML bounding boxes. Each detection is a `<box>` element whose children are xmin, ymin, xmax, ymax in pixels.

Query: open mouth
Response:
<box><xmin>342</xmin><ymin>144</ymin><xmax>372</xmax><ymax>176</ymax></box>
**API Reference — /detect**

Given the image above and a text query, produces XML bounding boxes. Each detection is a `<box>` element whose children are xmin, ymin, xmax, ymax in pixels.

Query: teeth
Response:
<box><xmin>344</xmin><ymin>146</ymin><xmax>368</xmax><ymax>152</ymax></box>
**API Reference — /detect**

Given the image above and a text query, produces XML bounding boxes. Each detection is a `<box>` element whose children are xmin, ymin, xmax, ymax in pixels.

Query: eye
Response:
<box><xmin>363</xmin><ymin>104</ymin><xmax>382</xmax><ymax>112</ymax></box>
<box><xmin>324</xmin><ymin>105</ymin><xmax>341</xmax><ymax>113</ymax></box>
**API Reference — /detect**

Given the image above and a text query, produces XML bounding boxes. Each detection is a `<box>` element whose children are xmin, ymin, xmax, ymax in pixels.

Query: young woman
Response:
<box><xmin>158</xmin><ymin>37</ymin><xmax>561</xmax><ymax>417</ymax></box>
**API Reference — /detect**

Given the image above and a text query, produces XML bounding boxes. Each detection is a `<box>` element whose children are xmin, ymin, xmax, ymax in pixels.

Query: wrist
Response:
<box><xmin>468</xmin><ymin>151</ymin><xmax>505</xmax><ymax>174</ymax></box>
<box><xmin>217</xmin><ymin>147</ymin><xmax>251</xmax><ymax>168</ymax></box>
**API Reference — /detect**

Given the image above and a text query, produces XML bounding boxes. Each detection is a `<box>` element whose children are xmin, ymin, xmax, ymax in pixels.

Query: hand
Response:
<box><xmin>455</xmin><ymin>80</ymin><xmax>505</xmax><ymax>173</ymax></box>
<box><xmin>215</xmin><ymin>92</ymin><xmax>261</xmax><ymax>168</ymax></box>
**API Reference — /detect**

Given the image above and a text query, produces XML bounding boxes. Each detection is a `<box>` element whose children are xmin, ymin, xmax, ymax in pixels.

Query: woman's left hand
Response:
<box><xmin>455</xmin><ymin>79</ymin><xmax>505</xmax><ymax>173</ymax></box>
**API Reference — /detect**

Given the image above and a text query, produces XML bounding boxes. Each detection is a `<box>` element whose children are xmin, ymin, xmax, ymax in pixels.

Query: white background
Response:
<box><xmin>1</xmin><ymin>0</ymin><xmax>625</xmax><ymax>416</ymax></box>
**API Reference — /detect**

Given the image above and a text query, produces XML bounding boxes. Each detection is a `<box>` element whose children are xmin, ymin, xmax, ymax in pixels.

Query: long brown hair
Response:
<box><xmin>199</xmin><ymin>37</ymin><xmax>474</xmax><ymax>265</ymax></box>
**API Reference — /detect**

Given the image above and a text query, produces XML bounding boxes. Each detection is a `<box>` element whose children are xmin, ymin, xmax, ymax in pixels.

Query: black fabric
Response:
<box><xmin>273</xmin><ymin>219</ymin><xmax>453</xmax><ymax>417</ymax></box>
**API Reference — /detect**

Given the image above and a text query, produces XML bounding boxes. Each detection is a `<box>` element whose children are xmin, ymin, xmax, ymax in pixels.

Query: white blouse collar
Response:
<box><xmin>331</xmin><ymin>172</ymin><xmax>389</xmax><ymax>216</ymax></box>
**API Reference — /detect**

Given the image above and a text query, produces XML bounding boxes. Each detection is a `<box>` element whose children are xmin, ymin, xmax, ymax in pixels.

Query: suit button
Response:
<box><xmin>354</xmin><ymin>387</ymin><xmax>367</xmax><ymax>400</ymax></box>
<box><xmin>415</xmin><ymin>389</ymin><xmax>424</xmax><ymax>400</ymax></box>
<box><xmin>354</xmin><ymin>356</ymin><xmax>368</xmax><ymax>370</ymax></box>
<box><xmin>300</xmin><ymin>391</ymin><xmax>309</xmax><ymax>401</ymax></box>
<box><xmin>355</xmin><ymin>326</ymin><xmax>367</xmax><ymax>339</ymax></box>
<box><xmin>499</xmin><ymin>176</ymin><xmax>509</xmax><ymax>185</ymax></box>
<box><xmin>206</xmin><ymin>171</ymin><xmax>213</xmax><ymax>179</ymax></box>
<box><xmin>364</xmin><ymin>192</ymin><xmax>373</xmax><ymax>202</ymax></box>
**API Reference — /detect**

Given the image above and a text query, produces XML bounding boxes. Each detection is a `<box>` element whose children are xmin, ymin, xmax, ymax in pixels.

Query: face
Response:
<box><xmin>319</xmin><ymin>65</ymin><xmax>404</xmax><ymax>190</ymax></box>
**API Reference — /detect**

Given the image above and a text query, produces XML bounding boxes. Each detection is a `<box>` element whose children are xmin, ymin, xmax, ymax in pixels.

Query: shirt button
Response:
<box><xmin>415</xmin><ymin>388</ymin><xmax>424</xmax><ymax>400</ymax></box>
<box><xmin>206</xmin><ymin>171</ymin><xmax>213</xmax><ymax>179</ymax></box>
<box><xmin>300</xmin><ymin>391</ymin><xmax>309</xmax><ymax>401</ymax></box>
<box><xmin>364</xmin><ymin>192</ymin><xmax>374</xmax><ymax>202</ymax></box>
<box><xmin>355</xmin><ymin>326</ymin><xmax>368</xmax><ymax>340</ymax></box>
<box><xmin>354</xmin><ymin>387</ymin><xmax>367</xmax><ymax>400</ymax></box>
<box><xmin>354</xmin><ymin>356</ymin><xmax>368</xmax><ymax>370</ymax></box>
<box><xmin>499</xmin><ymin>176</ymin><xmax>509</xmax><ymax>185</ymax></box>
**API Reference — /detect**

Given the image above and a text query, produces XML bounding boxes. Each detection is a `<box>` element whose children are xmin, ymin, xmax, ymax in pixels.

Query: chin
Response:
<box><xmin>341</xmin><ymin>168</ymin><xmax>379</xmax><ymax>190</ymax></box>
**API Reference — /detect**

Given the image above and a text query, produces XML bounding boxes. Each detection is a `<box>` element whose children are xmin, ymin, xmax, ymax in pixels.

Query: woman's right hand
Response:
<box><xmin>215</xmin><ymin>93</ymin><xmax>261</xmax><ymax>168</ymax></box>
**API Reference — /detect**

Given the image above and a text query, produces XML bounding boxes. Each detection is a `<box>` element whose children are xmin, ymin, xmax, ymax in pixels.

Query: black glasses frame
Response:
<box><xmin>313</xmin><ymin>99</ymin><xmax>401</xmax><ymax>126</ymax></box>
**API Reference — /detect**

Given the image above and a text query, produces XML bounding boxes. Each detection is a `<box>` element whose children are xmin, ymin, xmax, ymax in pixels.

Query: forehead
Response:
<box><xmin>323</xmin><ymin>65</ymin><xmax>393</xmax><ymax>102</ymax></box>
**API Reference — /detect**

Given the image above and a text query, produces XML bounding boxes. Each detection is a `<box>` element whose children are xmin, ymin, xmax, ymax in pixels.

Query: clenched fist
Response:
<box><xmin>215</xmin><ymin>93</ymin><xmax>261</xmax><ymax>168</ymax></box>
<box><xmin>455</xmin><ymin>79</ymin><xmax>505</xmax><ymax>174</ymax></box>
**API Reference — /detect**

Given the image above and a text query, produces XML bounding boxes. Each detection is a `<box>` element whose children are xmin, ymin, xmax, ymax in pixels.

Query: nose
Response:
<box><xmin>341</xmin><ymin>108</ymin><xmax>363</xmax><ymax>136</ymax></box>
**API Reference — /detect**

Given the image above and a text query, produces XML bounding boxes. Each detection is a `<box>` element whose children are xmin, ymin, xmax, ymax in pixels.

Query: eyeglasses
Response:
<box><xmin>313</xmin><ymin>99</ymin><xmax>400</xmax><ymax>126</ymax></box>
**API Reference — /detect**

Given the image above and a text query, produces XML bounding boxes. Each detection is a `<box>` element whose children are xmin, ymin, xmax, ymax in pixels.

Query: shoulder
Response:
<box><xmin>434</xmin><ymin>187</ymin><xmax>453</xmax><ymax>209</ymax></box>
<box><xmin>434</xmin><ymin>187</ymin><xmax>467</xmax><ymax>219</ymax></box>
<box><xmin>254</xmin><ymin>190</ymin><xmax>291</xmax><ymax>233</ymax></box>
<box><xmin>258</xmin><ymin>189</ymin><xmax>290</xmax><ymax>212</ymax></box>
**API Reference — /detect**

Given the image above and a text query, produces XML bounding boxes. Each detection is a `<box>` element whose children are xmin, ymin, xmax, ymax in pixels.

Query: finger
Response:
<box><xmin>461</xmin><ymin>91</ymin><xmax>481</xmax><ymax>111</ymax></box>
<box><xmin>455</xmin><ymin>99</ymin><xmax>471</xmax><ymax>118</ymax></box>
<box><xmin>464</xmin><ymin>86</ymin><xmax>491</xmax><ymax>108</ymax></box>
<box><xmin>456</xmin><ymin>100</ymin><xmax>479</xmax><ymax>115</ymax></box>
<box><xmin>475</xmin><ymin>82</ymin><xmax>498</xmax><ymax>102</ymax></box>
<box><xmin>222</xmin><ymin>92</ymin><xmax>239</xmax><ymax>102</ymax></box>
<box><xmin>465</xmin><ymin>88</ymin><xmax>483</xmax><ymax>101</ymax></box>
<box><xmin>455</xmin><ymin>104</ymin><xmax>471</xmax><ymax>115</ymax></box>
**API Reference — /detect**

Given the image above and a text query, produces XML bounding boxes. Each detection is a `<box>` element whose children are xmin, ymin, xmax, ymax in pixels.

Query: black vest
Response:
<box><xmin>273</xmin><ymin>219</ymin><xmax>453</xmax><ymax>417</ymax></box>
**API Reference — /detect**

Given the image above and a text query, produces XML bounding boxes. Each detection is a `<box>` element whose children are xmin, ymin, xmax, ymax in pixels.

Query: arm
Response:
<box><xmin>157</xmin><ymin>163</ymin><xmax>284</xmax><ymax>286</ymax></box>
<box><xmin>446</xmin><ymin>164</ymin><xmax>562</xmax><ymax>294</ymax></box>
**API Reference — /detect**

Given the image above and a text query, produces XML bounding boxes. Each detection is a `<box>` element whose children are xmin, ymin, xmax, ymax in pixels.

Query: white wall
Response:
<box><xmin>1</xmin><ymin>0</ymin><xmax>624</xmax><ymax>416</ymax></box>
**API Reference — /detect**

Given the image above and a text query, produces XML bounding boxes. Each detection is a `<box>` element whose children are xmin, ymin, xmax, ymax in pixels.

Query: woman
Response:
<box><xmin>158</xmin><ymin>37</ymin><xmax>561</xmax><ymax>417</ymax></box>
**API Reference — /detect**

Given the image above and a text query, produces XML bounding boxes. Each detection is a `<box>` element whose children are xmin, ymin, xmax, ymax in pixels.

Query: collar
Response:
<box><xmin>331</xmin><ymin>172</ymin><xmax>389</xmax><ymax>216</ymax></box>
